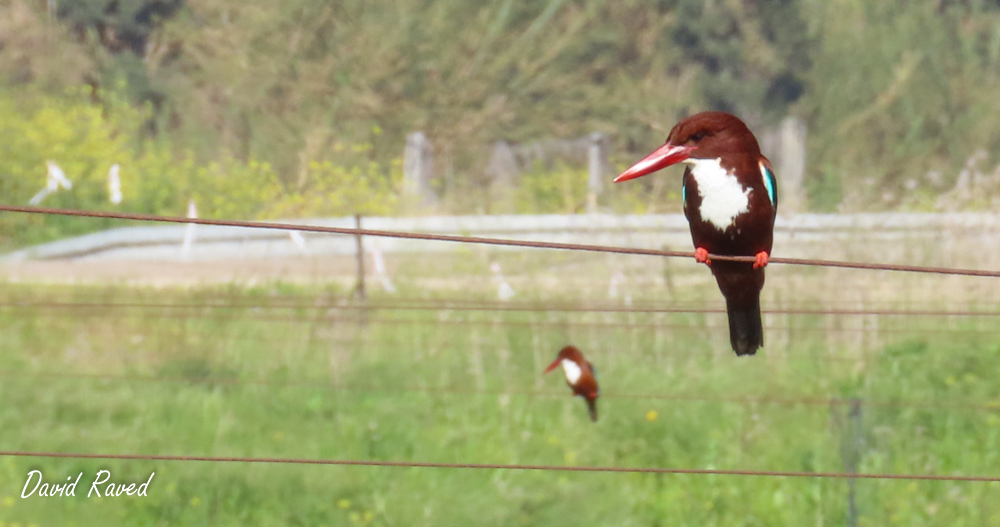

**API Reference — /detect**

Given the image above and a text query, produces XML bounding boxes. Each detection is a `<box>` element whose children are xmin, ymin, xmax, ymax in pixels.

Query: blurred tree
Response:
<box><xmin>4</xmin><ymin>0</ymin><xmax>1000</xmax><ymax>223</ymax></box>
<box><xmin>156</xmin><ymin>0</ymin><xmax>812</xmax><ymax>190</ymax></box>
<box><xmin>803</xmin><ymin>0</ymin><xmax>1000</xmax><ymax>211</ymax></box>
<box><xmin>52</xmin><ymin>0</ymin><xmax>184</xmax><ymax>110</ymax></box>
<box><xmin>0</xmin><ymin>0</ymin><xmax>94</xmax><ymax>88</ymax></box>
<box><xmin>55</xmin><ymin>0</ymin><xmax>184</xmax><ymax>55</ymax></box>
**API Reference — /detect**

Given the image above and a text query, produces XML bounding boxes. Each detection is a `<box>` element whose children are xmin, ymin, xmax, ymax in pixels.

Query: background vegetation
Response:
<box><xmin>3</xmin><ymin>3</ymin><xmax>1000</xmax><ymax>524</ymax></box>
<box><xmin>1</xmin><ymin>254</ymin><xmax>1000</xmax><ymax>526</ymax></box>
<box><xmin>4</xmin><ymin>0</ymin><xmax>1000</xmax><ymax>248</ymax></box>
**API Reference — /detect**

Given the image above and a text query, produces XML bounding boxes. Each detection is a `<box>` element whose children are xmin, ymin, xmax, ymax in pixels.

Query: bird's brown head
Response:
<box><xmin>544</xmin><ymin>345</ymin><xmax>584</xmax><ymax>374</ymax></box>
<box><xmin>614</xmin><ymin>111</ymin><xmax>762</xmax><ymax>183</ymax></box>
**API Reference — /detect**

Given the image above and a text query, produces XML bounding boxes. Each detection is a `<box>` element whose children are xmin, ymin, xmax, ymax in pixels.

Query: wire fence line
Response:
<box><xmin>4</xmin><ymin>205</ymin><xmax>1000</xmax><ymax>484</ymax></box>
<box><xmin>4</xmin><ymin>299</ymin><xmax>1000</xmax><ymax>318</ymax></box>
<box><xmin>16</xmin><ymin>314</ymin><xmax>962</xmax><ymax>369</ymax></box>
<box><xmin>11</xmin><ymin>307</ymin><xmax>1000</xmax><ymax>338</ymax></box>
<box><xmin>7</xmin><ymin>370</ymin><xmax>998</xmax><ymax>413</ymax></box>
<box><xmin>0</xmin><ymin>450</ymin><xmax>997</xmax><ymax>482</ymax></box>
<box><xmin>8</xmin><ymin>314</ymin><xmax>976</xmax><ymax>369</ymax></box>
<box><xmin>3</xmin><ymin>205</ymin><xmax>1000</xmax><ymax>277</ymax></box>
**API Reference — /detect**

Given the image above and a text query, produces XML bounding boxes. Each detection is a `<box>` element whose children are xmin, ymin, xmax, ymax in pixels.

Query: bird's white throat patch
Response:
<box><xmin>560</xmin><ymin>359</ymin><xmax>582</xmax><ymax>385</ymax></box>
<box><xmin>687</xmin><ymin>158</ymin><xmax>750</xmax><ymax>231</ymax></box>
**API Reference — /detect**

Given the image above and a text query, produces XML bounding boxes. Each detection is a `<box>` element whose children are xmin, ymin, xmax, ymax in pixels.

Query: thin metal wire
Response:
<box><xmin>4</xmin><ymin>299</ymin><xmax>1000</xmax><ymax>317</ymax></box>
<box><xmin>3</xmin><ymin>205</ymin><xmax>1000</xmax><ymax>277</ymax></box>
<box><xmin>4</xmin><ymin>207</ymin><xmax>999</xmax><ymax>483</ymax></box>
<box><xmin>10</xmin><ymin>307</ymin><xmax>998</xmax><ymax>336</ymax></box>
<box><xmin>0</xmin><ymin>316</ymin><xmax>923</xmax><ymax>368</ymax></box>
<box><xmin>1</xmin><ymin>450</ymin><xmax>996</xmax><ymax>481</ymax></box>
<box><xmin>6</xmin><ymin>370</ymin><xmax>998</xmax><ymax>413</ymax></box>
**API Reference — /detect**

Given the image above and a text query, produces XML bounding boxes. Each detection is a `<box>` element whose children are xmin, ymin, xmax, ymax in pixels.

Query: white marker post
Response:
<box><xmin>609</xmin><ymin>271</ymin><xmax>632</xmax><ymax>305</ymax></box>
<box><xmin>108</xmin><ymin>164</ymin><xmax>122</xmax><ymax>204</ymax></box>
<box><xmin>371</xmin><ymin>241</ymin><xmax>396</xmax><ymax>293</ymax></box>
<box><xmin>490</xmin><ymin>262</ymin><xmax>515</xmax><ymax>301</ymax></box>
<box><xmin>180</xmin><ymin>199</ymin><xmax>198</xmax><ymax>259</ymax></box>
<box><xmin>47</xmin><ymin>160</ymin><xmax>72</xmax><ymax>190</ymax></box>
<box><xmin>289</xmin><ymin>231</ymin><xmax>308</xmax><ymax>254</ymax></box>
<box><xmin>608</xmin><ymin>271</ymin><xmax>625</xmax><ymax>299</ymax></box>
<box><xmin>28</xmin><ymin>160</ymin><xmax>72</xmax><ymax>205</ymax></box>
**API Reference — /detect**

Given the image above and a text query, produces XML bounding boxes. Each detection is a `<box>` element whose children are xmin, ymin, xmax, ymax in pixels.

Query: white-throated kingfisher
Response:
<box><xmin>544</xmin><ymin>345</ymin><xmax>599</xmax><ymax>421</ymax></box>
<box><xmin>614</xmin><ymin>112</ymin><xmax>777</xmax><ymax>356</ymax></box>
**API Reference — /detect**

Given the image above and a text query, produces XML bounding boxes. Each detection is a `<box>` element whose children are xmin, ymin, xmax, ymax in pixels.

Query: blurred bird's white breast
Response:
<box><xmin>560</xmin><ymin>359</ymin><xmax>582</xmax><ymax>385</ymax></box>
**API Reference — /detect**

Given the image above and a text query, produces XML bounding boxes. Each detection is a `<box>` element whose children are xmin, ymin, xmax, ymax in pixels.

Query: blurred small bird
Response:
<box><xmin>544</xmin><ymin>345</ymin><xmax>600</xmax><ymax>422</ymax></box>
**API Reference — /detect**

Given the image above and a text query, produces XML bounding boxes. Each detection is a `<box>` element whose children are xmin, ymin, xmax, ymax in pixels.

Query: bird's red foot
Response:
<box><xmin>694</xmin><ymin>247</ymin><xmax>711</xmax><ymax>266</ymax></box>
<box><xmin>753</xmin><ymin>251</ymin><xmax>769</xmax><ymax>270</ymax></box>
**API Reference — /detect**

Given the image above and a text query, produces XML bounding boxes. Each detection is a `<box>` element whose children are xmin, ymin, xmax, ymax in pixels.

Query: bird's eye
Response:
<box><xmin>690</xmin><ymin>132</ymin><xmax>707</xmax><ymax>142</ymax></box>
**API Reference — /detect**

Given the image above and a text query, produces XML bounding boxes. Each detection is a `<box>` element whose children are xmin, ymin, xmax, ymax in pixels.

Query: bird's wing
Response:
<box><xmin>758</xmin><ymin>156</ymin><xmax>778</xmax><ymax>218</ymax></box>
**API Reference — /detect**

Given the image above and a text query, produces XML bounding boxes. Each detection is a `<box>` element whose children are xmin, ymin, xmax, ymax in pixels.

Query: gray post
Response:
<box><xmin>404</xmin><ymin>131</ymin><xmax>434</xmax><ymax>204</ymax></box>
<box><xmin>487</xmin><ymin>140</ymin><xmax>519</xmax><ymax>188</ymax></box>
<box><xmin>353</xmin><ymin>214</ymin><xmax>366</xmax><ymax>300</ymax></box>
<box><xmin>662</xmin><ymin>244</ymin><xmax>675</xmax><ymax>298</ymax></box>
<box><xmin>486</xmin><ymin>140</ymin><xmax>520</xmax><ymax>213</ymax></box>
<box><xmin>587</xmin><ymin>132</ymin><xmax>608</xmax><ymax>213</ymax></box>
<box><xmin>778</xmin><ymin>116</ymin><xmax>807</xmax><ymax>213</ymax></box>
<box><xmin>839</xmin><ymin>398</ymin><xmax>863</xmax><ymax>527</ymax></box>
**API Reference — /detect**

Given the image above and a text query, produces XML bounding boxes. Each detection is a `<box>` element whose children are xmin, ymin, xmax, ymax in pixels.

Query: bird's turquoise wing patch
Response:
<box><xmin>760</xmin><ymin>163</ymin><xmax>777</xmax><ymax>208</ymax></box>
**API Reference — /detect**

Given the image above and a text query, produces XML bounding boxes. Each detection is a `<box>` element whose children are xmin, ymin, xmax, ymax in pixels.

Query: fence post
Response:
<box><xmin>487</xmin><ymin>140</ymin><xmax>519</xmax><ymax>188</ymax></box>
<box><xmin>662</xmin><ymin>244</ymin><xmax>675</xmax><ymax>298</ymax></box>
<box><xmin>837</xmin><ymin>398</ymin><xmax>863</xmax><ymax>527</ymax></box>
<box><xmin>587</xmin><ymin>132</ymin><xmax>608</xmax><ymax>214</ymax></box>
<box><xmin>180</xmin><ymin>199</ymin><xmax>198</xmax><ymax>260</ymax></box>
<box><xmin>404</xmin><ymin>131</ymin><xmax>435</xmax><ymax>205</ymax></box>
<box><xmin>354</xmin><ymin>214</ymin><xmax>366</xmax><ymax>300</ymax></box>
<box><xmin>760</xmin><ymin>116</ymin><xmax>807</xmax><ymax>213</ymax></box>
<box><xmin>778</xmin><ymin>116</ymin><xmax>807</xmax><ymax>213</ymax></box>
<box><xmin>486</xmin><ymin>140</ymin><xmax>519</xmax><ymax>212</ymax></box>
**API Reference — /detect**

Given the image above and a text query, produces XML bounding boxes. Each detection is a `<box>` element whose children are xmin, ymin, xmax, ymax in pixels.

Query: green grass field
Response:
<box><xmin>1</xmin><ymin>255</ymin><xmax>1000</xmax><ymax>526</ymax></box>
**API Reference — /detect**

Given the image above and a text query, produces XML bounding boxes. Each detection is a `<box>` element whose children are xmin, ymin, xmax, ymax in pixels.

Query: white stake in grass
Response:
<box><xmin>490</xmin><ymin>262</ymin><xmax>515</xmax><ymax>301</ymax></box>
<box><xmin>608</xmin><ymin>271</ymin><xmax>625</xmax><ymax>298</ymax></box>
<box><xmin>371</xmin><ymin>241</ymin><xmax>396</xmax><ymax>293</ymax></box>
<box><xmin>28</xmin><ymin>160</ymin><xmax>72</xmax><ymax>205</ymax></box>
<box><xmin>289</xmin><ymin>231</ymin><xmax>308</xmax><ymax>254</ymax></box>
<box><xmin>608</xmin><ymin>270</ymin><xmax>632</xmax><ymax>306</ymax></box>
<box><xmin>108</xmin><ymin>164</ymin><xmax>122</xmax><ymax>204</ymax></box>
<box><xmin>180</xmin><ymin>199</ymin><xmax>198</xmax><ymax>259</ymax></box>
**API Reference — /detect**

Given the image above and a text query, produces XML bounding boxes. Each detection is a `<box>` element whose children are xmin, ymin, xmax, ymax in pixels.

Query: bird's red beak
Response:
<box><xmin>613</xmin><ymin>142</ymin><xmax>696</xmax><ymax>183</ymax></box>
<box><xmin>543</xmin><ymin>358</ymin><xmax>562</xmax><ymax>374</ymax></box>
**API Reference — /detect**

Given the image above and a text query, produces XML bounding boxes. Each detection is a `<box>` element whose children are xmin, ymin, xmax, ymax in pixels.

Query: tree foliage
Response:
<box><xmin>3</xmin><ymin>0</ymin><xmax>1000</xmax><ymax>245</ymax></box>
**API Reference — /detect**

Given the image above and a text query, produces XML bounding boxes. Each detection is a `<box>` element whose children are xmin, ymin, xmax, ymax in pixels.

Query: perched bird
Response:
<box><xmin>614</xmin><ymin>112</ymin><xmax>777</xmax><ymax>356</ymax></box>
<box><xmin>544</xmin><ymin>345</ymin><xmax>600</xmax><ymax>421</ymax></box>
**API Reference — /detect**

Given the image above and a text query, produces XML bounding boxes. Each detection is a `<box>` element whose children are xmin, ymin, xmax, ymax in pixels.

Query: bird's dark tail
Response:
<box><xmin>726</xmin><ymin>297</ymin><xmax>763</xmax><ymax>356</ymax></box>
<box><xmin>585</xmin><ymin>398</ymin><xmax>598</xmax><ymax>422</ymax></box>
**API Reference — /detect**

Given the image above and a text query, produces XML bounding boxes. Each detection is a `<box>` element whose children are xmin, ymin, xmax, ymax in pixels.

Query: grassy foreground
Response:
<box><xmin>0</xmin><ymin>280</ymin><xmax>999</xmax><ymax>526</ymax></box>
